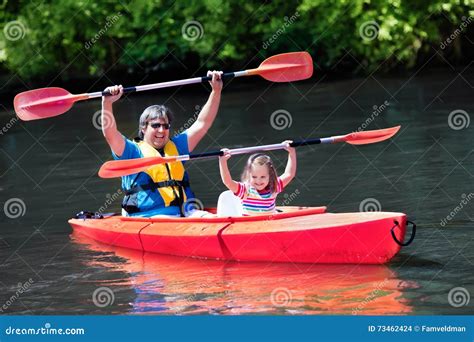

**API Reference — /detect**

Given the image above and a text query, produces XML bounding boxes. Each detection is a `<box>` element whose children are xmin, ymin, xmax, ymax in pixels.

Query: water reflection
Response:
<box><xmin>72</xmin><ymin>232</ymin><xmax>415</xmax><ymax>315</ymax></box>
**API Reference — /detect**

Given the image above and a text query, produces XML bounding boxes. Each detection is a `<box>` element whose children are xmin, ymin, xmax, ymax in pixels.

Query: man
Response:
<box><xmin>101</xmin><ymin>71</ymin><xmax>223</xmax><ymax>217</ymax></box>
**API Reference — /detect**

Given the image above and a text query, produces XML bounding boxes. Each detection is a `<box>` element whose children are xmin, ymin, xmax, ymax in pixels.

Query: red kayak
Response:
<box><xmin>68</xmin><ymin>206</ymin><xmax>415</xmax><ymax>264</ymax></box>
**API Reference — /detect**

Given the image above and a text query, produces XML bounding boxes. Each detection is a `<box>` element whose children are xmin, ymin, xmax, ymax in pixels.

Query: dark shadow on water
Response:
<box><xmin>390</xmin><ymin>254</ymin><xmax>444</xmax><ymax>268</ymax></box>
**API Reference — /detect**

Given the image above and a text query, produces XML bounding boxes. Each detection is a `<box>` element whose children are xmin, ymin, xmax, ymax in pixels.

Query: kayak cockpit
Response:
<box><xmin>119</xmin><ymin>206</ymin><xmax>328</xmax><ymax>223</ymax></box>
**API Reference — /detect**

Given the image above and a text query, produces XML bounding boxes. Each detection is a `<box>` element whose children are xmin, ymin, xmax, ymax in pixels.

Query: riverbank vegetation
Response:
<box><xmin>0</xmin><ymin>0</ymin><xmax>472</xmax><ymax>81</ymax></box>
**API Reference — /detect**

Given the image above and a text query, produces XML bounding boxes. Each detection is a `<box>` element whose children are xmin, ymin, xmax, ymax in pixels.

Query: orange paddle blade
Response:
<box><xmin>99</xmin><ymin>156</ymin><xmax>179</xmax><ymax>178</ymax></box>
<box><xmin>248</xmin><ymin>52</ymin><xmax>313</xmax><ymax>82</ymax></box>
<box><xmin>344</xmin><ymin>126</ymin><xmax>401</xmax><ymax>145</ymax></box>
<box><xmin>14</xmin><ymin>87</ymin><xmax>88</xmax><ymax>121</ymax></box>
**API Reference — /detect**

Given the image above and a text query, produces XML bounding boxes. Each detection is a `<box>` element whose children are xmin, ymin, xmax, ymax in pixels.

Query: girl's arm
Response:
<box><xmin>219</xmin><ymin>149</ymin><xmax>239</xmax><ymax>193</ymax></box>
<box><xmin>280</xmin><ymin>140</ymin><xmax>297</xmax><ymax>188</ymax></box>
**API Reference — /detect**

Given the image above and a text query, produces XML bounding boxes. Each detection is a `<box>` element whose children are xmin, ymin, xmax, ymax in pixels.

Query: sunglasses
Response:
<box><xmin>149</xmin><ymin>122</ymin><xmax>171</xmax><ymax>130</ymax></box>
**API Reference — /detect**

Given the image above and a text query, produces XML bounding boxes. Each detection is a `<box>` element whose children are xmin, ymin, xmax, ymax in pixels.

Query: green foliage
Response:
<box><xmin>0</xmin><ymin>0</ymin><xmax>471</xmax><ymax>80</ymax></box>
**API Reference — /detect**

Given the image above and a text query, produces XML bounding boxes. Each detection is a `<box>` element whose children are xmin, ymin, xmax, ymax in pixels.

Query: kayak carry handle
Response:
<box><xmin>391</xmin><ymin>220</ymin><xmax>416</xmax><ymax>247</ymax></box>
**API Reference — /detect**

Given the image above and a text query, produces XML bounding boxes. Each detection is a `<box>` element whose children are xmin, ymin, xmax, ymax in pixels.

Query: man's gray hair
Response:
<box><xmin>138</xmin><ymin>105</ymin><xmax>174</xmax><ymax>139</ymax></box>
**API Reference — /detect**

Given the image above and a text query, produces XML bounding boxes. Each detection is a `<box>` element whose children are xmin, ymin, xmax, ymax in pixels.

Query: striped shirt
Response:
<box><xmin>234</xmin><ymin>178</ymin><xmax>284</xmax><ymax>216</ymax></box>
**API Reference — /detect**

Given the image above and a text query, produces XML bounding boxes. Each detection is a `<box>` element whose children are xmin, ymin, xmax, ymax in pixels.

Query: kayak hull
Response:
<box><xmin>68</xmin><ymin>206</ymin><xmax>407</xmax><ymax>264</ymax></box>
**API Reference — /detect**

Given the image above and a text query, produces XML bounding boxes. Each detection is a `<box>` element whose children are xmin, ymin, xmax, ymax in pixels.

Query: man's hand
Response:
<box><xmin>207</xmin><ymin>71</ymin><xmax>223</xmax><ymax>93</ymax></box>
<box><xmin>102</xmin><ymin>85</ymin><xmax>123</xmax><ymax>105</ymax></box>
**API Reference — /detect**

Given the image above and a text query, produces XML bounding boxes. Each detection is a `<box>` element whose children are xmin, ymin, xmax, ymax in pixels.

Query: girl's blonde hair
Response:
<box><xmin>241</xmin><ymin>153</ymin><xmax>279</xmax><ymax>194</ymax></box>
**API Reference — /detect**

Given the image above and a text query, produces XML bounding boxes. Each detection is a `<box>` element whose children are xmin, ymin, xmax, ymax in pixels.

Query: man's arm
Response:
<box><xmin>187</xmin><ymin>71</ymin><xmax>223</xmax><ymax>152</ymax></box>
<box><xmin>102</xmin><ymin>85</ymin><xmax>125</xmax><ymax>157</ymax></box>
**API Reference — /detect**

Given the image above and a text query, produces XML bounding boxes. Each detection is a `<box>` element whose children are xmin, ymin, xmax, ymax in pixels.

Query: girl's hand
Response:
<box><xmin>220</xmin><ymin>148</ymin><xmax>231</xmax><ymax>161</ymax></box>
<box><xmin>103</xmin><ymin>85</ymin><xmax>123</xmax><ymax>105</ymax></box>
<box><xmin>282</xmin><ymin>140</ymin><xmax>295</xmax><ymax>153</ymax></box>
<box><xmin>207</xmin><ymin>70</ymin><xmax>223</xmax><ymax>93</ymax></box>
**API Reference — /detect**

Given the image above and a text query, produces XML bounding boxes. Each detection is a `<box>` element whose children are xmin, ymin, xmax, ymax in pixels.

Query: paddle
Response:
<box><xmin>98</xmin><ymin>126</ymin><xmax>400</xmax><ymax>178</ymax></box>
<box><xmin>14</xmin><ymin>52</ymin><xmax>313</xmax><ymax>121</ymax></box>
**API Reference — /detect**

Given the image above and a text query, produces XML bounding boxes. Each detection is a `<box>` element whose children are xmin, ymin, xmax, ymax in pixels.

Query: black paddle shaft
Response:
<box><xmin>102</xmin><ymin>86</ymin><xmax>137</xmax><ymax>96</ymax></box>
<box><xmin>290</xmin><ymin>138</ymin><xmax>322</xmax><ymax>147</ymax></box>
<box><xmin>101</xmin><ymin>73</ymin><xmax>236</xmax><ymax>96</ymax></box>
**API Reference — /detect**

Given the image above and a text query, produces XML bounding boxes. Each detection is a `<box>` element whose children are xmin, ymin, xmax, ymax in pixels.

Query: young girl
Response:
<box><xmin>219</xmin><ymin>141</ymin><xmax>297</xmax><ymax>216</ymax></box>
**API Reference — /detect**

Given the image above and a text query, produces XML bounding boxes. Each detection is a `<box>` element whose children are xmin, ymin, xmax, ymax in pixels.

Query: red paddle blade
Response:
<box><xmin>14</xmin><ymin>87</ymin><xmax>87</xmax><ymax>121</ymax></box>
<box><xmin>249</xmin><ymin>52</ymin><xmax>313</xmax><ymax>82</ymax></box>
<box><xmin>344</xmin><ymin>126</ymin><xmax>401</xmax><ymax>145</ymax></box>
<box><xmin>99</xmin><ymin>156</ymin><xmax>179</xmax><ymax>178</ymax></box>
